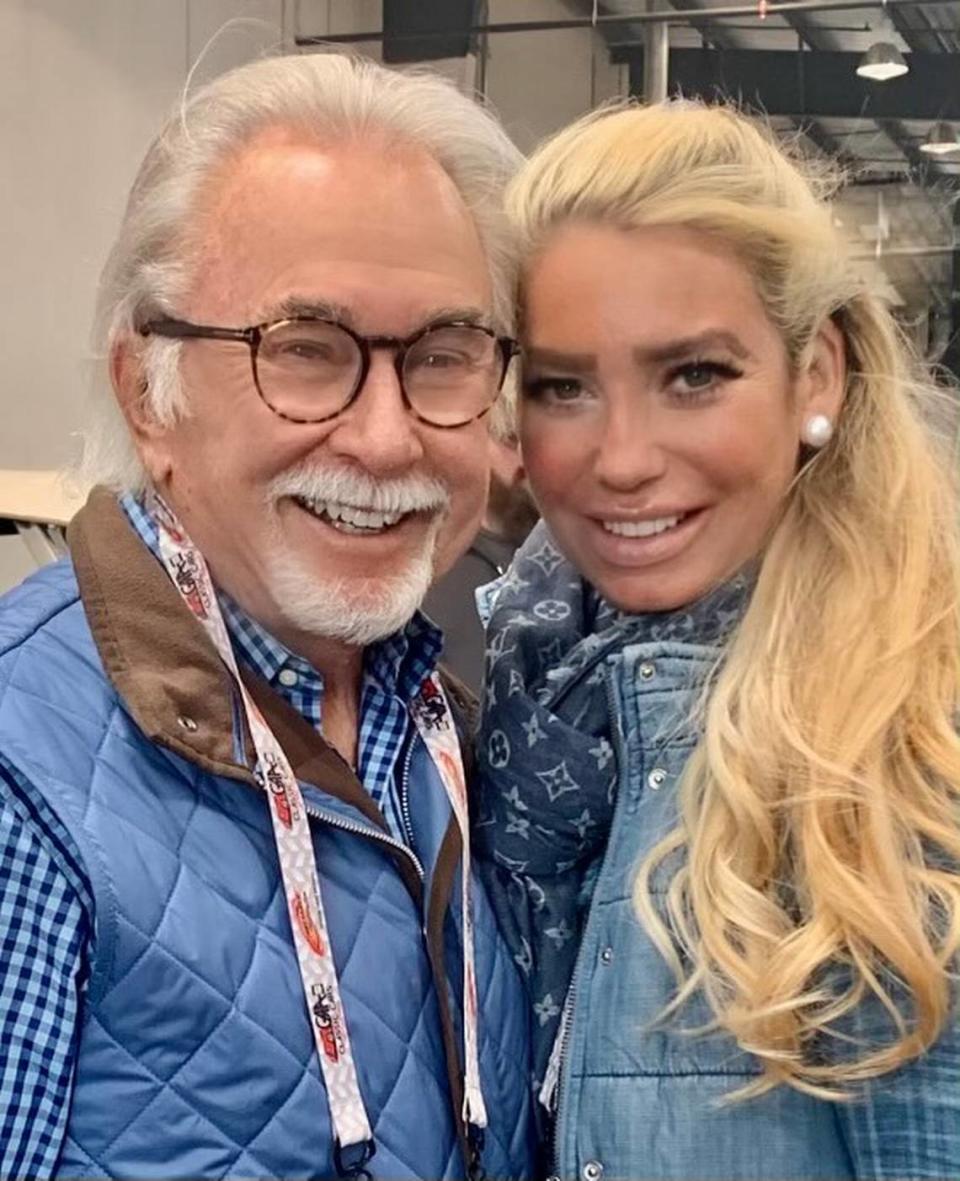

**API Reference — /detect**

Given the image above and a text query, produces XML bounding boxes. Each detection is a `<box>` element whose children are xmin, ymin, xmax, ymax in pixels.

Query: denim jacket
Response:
<box><xmin>477</xmin><ymin>524</ymin><xmax>960</xmax><ymax>1181</ymax></box>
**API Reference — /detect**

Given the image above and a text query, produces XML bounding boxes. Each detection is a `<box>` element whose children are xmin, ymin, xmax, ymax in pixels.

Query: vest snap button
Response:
<box><xmin>648</xmin><ymin>767</ymin><xmax>666</xmax><ymax>790</ymax></box>
<box><xmin>582</xmin><ymin>1160</ymin><xmax>604</xmax><ymax>1181</ymax></box>
<box><xmin>177</xmin><ymin>715</ymin><xmax>198</xmax><ymax>733</ymax></box>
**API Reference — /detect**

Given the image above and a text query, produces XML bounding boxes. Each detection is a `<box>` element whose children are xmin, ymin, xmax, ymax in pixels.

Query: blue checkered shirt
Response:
<box><xmin>0</xmin><ymin>494</ymin><xmax>442</xmax><ymax>1178</ymax></box>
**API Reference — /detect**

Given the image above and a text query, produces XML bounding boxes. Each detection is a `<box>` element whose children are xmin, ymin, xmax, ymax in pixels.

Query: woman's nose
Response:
<box><xmin>591</xmin><ymin>395</ymin><xmax>669</xmax><ymax>491</ymax></box>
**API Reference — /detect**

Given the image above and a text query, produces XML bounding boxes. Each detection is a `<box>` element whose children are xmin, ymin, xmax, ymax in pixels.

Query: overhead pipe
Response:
<box><xmin>297</xmin><ymin>0</ymin><xmax>941</xmax><ymax>46</ymax></box>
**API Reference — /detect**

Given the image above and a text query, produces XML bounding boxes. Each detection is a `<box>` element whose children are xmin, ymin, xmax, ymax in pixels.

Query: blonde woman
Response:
<box><xmin>476</xmin><ymin>101</ymin><xmax>960</xmax><ymax>1180</ymax></box>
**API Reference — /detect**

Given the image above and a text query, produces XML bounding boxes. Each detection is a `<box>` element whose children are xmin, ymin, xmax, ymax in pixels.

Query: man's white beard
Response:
<box><xmin>266</xmin><ymin>536</ymin><xmax>439</xmax><ymax>646</ymax></box>
<box><xmin>265</xmin><ymin>462</ymin><xmax>449</xmax><ymax>646</ymax></box>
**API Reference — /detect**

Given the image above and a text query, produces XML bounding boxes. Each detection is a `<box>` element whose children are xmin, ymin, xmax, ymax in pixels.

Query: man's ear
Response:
<box><xmin>488</xmin><ymin>432</ymin><xmax>525</xmax><ymax>489</ymax></box>
<box><xmin>111</xmin><ymin>339</ymin><xmax>174</xmax><ymax>484</ymax></box>
<box><xmin>797</xmin><ymin>316</ymin><xmax>846</xmax><ymax>426</ymax></box>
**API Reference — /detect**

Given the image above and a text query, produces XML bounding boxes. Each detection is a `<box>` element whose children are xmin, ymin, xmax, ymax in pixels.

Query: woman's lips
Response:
<box><xmin>586</xmin><ymin>506</ymin><xmax>708</xmax><ymax>567</ymax></box>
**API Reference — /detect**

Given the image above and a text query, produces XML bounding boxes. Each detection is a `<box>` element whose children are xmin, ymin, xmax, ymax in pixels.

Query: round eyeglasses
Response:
<box><xmin>140</xmin><ymin>316</ymin><xmax>518</xmax><ymax>429</ymax></box>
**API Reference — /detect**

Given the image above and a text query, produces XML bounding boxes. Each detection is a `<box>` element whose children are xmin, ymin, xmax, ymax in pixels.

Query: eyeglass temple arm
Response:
<box><xmin>140</xmin><ymin>319</ymin><xmax>257</xmax><ymax>344</ymax></box>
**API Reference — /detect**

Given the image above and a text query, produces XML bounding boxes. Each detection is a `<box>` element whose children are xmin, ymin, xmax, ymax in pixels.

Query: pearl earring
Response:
<box><xmin>801</xmin><ymin>414</ymin><xmax>834</xmax><ymax>448</ymax></box>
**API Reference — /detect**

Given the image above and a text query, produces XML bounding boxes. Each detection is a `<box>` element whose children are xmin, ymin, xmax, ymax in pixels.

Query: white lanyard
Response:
<box><xmin>409</xmin><ymin>680</ymin><xmax>487</xmax><ymax>1131</ymax></box>
<box><xmin>147</xmin><ymin>493</ymin><xmax>486</xmax><ymax>1171</ymax></box>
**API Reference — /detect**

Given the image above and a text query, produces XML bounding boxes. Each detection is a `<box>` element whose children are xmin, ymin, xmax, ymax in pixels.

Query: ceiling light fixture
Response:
<box><xmin>856</xmin><ymin>41</ymin><xmax>909</xmax><ymax>81</ymax></box>
<box><xmin>919</xmin><ymin>121</ymin><xmax>960</xmax><ymax>155</ymax></box>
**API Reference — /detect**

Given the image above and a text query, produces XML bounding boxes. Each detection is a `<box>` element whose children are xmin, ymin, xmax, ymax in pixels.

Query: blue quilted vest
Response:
<box><xmin>0</xmin><ymin>497</ymin><xmax>534</xmax><ymax>1180</ymax></box>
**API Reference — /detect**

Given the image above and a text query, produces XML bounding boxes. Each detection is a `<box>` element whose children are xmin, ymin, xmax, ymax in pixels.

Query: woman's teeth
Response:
<box><xmin>296</xmin><ymin>496</ymin><xmax>406</xmax><ymax>533</ymax></box>
<box><xmin>602</xmin><ymin>513</ymin><xmax>684</xmax><ymax>538</ymax></box>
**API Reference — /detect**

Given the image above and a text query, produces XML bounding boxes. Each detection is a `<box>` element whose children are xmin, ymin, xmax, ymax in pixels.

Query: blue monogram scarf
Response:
<box><xmin>474</xmin><ymin>520</ymin><xmax>748</xmax><ymax>1085</ymax></box>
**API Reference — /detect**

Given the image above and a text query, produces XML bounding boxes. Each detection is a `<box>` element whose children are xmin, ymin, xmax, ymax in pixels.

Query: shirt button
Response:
<box><xmin>639</xmin><ymin>661</ymin><xmax>656</xmax><ymax>681</ymax></box>
<box><xmin>278</xmin><ymin>668</ymin><xmax>299</xmax><ymax>688</ymax></box>
<box><xmin>582</xmin><ymin>1161</ymin><xmax>604</xmax><ymax>1181</ymax></box>
<box><xmin>648</xmin><ymin>767</ymin><xmax>667</xmax><ymax>790</ymax></box>
<box><xmin>600</xmin><ymin>946</ymin><xmax>614</xmax><ymax>965</ymax></box>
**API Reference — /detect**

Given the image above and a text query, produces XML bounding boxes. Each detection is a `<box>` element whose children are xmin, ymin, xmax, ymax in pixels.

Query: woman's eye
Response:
<box><xmin>678</xmin><ymin>364</ymin><xmax>715</xmax><ymax>389</ymax></box>
<box><xmin>522</xmin><ymin>376</ymin><xmax>587</xmax><ymax>405</ymax></box>
<box><xmin>669</xmin><ymin>360</ymin><xmax>742</xmax><ymax>399</ymax></box>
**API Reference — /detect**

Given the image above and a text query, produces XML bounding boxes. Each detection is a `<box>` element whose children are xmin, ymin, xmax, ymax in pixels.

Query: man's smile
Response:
<box><xmin>293</xmin><ymin>493</ymin><xmax>409</xmax><ymax>533</ymax></box>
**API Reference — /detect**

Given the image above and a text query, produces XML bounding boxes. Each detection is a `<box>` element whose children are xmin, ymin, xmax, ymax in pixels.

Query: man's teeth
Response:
<box><xmin>297</xmin><ymin>497</ymin><xmax>405</xmax><ymax>531</ymax></box>
<box><xmin>602</xmin><ymin>514</ymin><xmax>684</xmax><ymax>538</ymax></box>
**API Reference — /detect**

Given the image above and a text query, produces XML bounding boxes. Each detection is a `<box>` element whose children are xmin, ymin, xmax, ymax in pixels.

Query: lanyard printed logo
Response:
<box><xmin>147</xmin><ymin>493</ymin><xmax>487</xmax><ymax>1171</ymax></box>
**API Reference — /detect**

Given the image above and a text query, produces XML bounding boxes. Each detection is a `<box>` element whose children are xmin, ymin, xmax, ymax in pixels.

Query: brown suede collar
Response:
<box><xmin>69</xmin><ymin>488</ymin><xmax>247</xmax><ymax>778</ymax></box>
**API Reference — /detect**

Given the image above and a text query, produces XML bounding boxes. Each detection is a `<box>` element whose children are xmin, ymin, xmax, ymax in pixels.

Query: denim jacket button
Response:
<box><xmin>600</xmin><ymin>946</ymin><xmax>614</xmax><ymax>965</ymax></box>
<box><xmin>639</xmin><ymin>661</ymin><xmax>656</xmax><ymax>681</ymax></box>
<box><xmin>582</xmin><ymin>1160</ymin><xmax>604</xmax><ymax>1181</ymax></box>
<box><xmin>647</xmin><ymin>768</ymin><xmax>667</xmax><ymax>790</ymax></box>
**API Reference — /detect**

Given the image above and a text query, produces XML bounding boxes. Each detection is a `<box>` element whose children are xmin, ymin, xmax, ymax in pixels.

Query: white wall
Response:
<box><xmin>0</xmin><ymin>0</ymin><xmax>620</xmax><ymax>589</ymax></box>
<box><xmin>484</xmin><ymin>0</ymin><xmax>626</xmax><ymax>152</ymax></box>
<box><xmin>0</xmin><ymin>0</ymin><xmax>292</xmax><ymax>479</ymax></box>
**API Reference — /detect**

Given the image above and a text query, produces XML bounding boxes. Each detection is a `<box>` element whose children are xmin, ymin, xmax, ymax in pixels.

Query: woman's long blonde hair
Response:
<box><xmin>507</xmin><ymin>100</ymin><xmax>960</xmax><ymax>1097</ymax></box>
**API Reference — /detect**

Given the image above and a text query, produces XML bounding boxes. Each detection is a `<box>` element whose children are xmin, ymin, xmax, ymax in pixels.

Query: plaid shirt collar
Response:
<box><xmin>118</xmin><ymin>493</ymin><xmax>441</xmax><ymax>714</ymax></box>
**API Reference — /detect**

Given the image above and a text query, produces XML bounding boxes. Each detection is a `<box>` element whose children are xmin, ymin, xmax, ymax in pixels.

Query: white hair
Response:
<box><xmin>82</xmin><ymin>52</ymin><xmax>523</xmax><ymax>492</ymax></box>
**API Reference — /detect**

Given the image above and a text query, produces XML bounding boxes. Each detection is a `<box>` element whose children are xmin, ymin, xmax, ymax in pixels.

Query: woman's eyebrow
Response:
<box><xmin>523</xmin><ymin>347</ymin><xmax>597</xmax><ymax>372</ymax></box>
<box><xmin>524</xmin><ymin>331</ymin><xmax>752</xmax><ymax>372</ymax></box>
<box><xmin>635</xmin><ymin>330</ymin><xmax>752</xmax><ymax>365</ymax></box>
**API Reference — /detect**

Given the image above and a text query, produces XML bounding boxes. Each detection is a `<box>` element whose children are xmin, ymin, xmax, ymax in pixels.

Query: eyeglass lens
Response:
<box><xmin>254</xmin><ymin>320</ymin><xmax>503</xmax><ymax>426</ymax></box>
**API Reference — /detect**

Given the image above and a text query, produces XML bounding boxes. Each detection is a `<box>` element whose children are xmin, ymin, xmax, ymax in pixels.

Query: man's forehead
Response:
<box><xmin>186</xmin><ymin>135</ymin><xmax>493</xmax><ymax>328</ymax></box>
<box><xmin>200</xmin><ymin>130</ymin><xmax>470</xmax><ymax>230</ymax></box>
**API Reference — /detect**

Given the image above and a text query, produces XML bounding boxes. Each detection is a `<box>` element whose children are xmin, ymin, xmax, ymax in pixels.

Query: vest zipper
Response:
<box><xmin>549</xmin><ymin>665</ymin><xmax>627</xmax><ymax>1179</ymax></box>
<box><xmin>305</xmin><ymin>800</ymin><xmax>425</xmax><ymax>880</ymax></box>
<box><xmin>268</xmin><ymin>784</ymin><xmax>427</xmax><ymax>881</ymax></box>
<box><xmin>399</xmin><ymin>739</ymin><xmax>417</xmax><ymax>854</ymax></box>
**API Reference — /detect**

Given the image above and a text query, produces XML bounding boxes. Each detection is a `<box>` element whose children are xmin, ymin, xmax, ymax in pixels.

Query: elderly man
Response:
<box><xmin>0</xmin><ymin>54</ymin><xmax>533</xmax><ymax>1180</ymax></box>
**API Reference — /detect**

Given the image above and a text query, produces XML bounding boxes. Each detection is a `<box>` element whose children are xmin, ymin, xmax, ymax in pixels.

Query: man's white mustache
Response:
<box><xmin>268</xmin><ymin>464</ymin><xmax>450</xmax><ymax>517</ymax></box>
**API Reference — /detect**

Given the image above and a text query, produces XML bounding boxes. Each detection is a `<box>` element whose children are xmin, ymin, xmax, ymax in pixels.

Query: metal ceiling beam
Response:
<box><xmin>874</xmin><ymin>117</ymin><xmax>953</xmax><ymax>189</ymax></box>
<box><xmin>886</xmin><ymin>2</ymin><xmax>957</xmax><ymax>53</ymax></box>
<box><xmin>799</xmin><ymin>117</ymin><xmax>864</xmax><ymax>168</ymax></box>
<box><xmin>623</xmin><ymin>48</ymin><xmax>960</xmax><ymax>126</ymax></box>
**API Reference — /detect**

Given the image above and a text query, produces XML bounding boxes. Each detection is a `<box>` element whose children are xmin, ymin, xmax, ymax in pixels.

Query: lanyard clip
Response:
<box><xmin>467</xmin><ymin>1123</ymin><xmax>486</xmax><ymax>1181</ymax></box>
<box><xmin>334</xmin><ymin>1138</ymin><xmax>376</xmax><ymax>1180</ymax></box>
